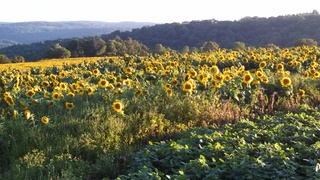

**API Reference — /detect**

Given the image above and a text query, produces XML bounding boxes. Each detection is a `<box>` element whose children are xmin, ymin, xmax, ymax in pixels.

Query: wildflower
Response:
<box><xmin>24</xmin><ymin>110</ymin><xmax>31</xmax><ymax>120</ymax></box>
<box><xmin>112</xmin><ymin>100</ymin><xmax>124</xmax><ymax>113</ymax></box>
<box><xmin>92</xmin><ymin>68</ymin><xmax>100</xmax><ymax>75</ymax></box>
<box><xmin>259</xmin><ymin>61</ymin><xmax>267</xmax><ymax>68</ymax></box>
<box><xmin>67</xmin><ymin>92</ymin><xmax>75</xmax><ymax>98</ymax></box>
<box><xmin>182</xmin><ymin>81</ymin><xmax>193</xmax><ymax>93</ymax></box>
<box><xmin>164</xmin><ymin>84</ymin><xmax>171</xmax><ymax>90</ymax></box>
<box><xmin>255</xmin><ymin>70</ymin><xmax>264</xmax><ymax>78</ymax></box>
<box><xmin>52</xmin><ymin>92</ymin><xmax>63</xmax><ymax>101</ymax></box>
<box><xmin>41</xmin><ymin>81</ymin><xmax>50</xmax><ymax>87</ymax></box>
<box><xmin>47</xmin><ymin>101</ymin><xmax>55</xmax><ymax>107</ymax></box>
<box><xmin>4</xmin><ymin>95</ymin><xmax>15</xmax><ymax>106</ymax></box>
<box><xmin>70</xmin><ymin>83</ymin><xmax>78</xmax><ymax>91</ymax></box>
<box><xmin>242</xmin><ymin>72</ymin><xmax>254</xmax><ymax>85</ymax></box>
<box><xmin>125</xmin><ymin>67</ymin><xmax>133</xmax><ymax>75</ymax></box>
<box><xmin>86</xmin><ymin>87</ymin><xmax>95</xmax><ymax>95</ymax></box>
<box><xmin>171</xmin><ymin>79</ymin><xmax>178</xmax><ymax>86</ymax></box>
<box><xmin>134</xmin><ymin>88</ymin><xmax>143</xmax><ymax>96</ymax></box>
<box><xmin>276</xmin><ymin>63</ymin><xmax>284</xmax><ymax>71</ymax></box>
<box><xmin>25</xmin><ymin>89</ymin><xmax>36</xmax><ymax>98</ymax></box>
<box><xmin>298</xmin><ymin>89</ymin><xmax>305</xmax><ymax>97</ymax></box>
<box><xmin>98</xmin><ymin>79</ymin><xmax>109</xmax><ymax>89</ymax></box>
<box><xmin>41</xmin><ymin>116</ymin><xmax>49</xmax><ymax>124</ymax></box>
<box><xmin>59</xmin><ymin>71</ymin><xmax>67</xmax><ymax>78</ymax></box>
<box><xmin>214</xmin><ymin>73</ymin><xmax>224</xmax><ymax>83</ymax></box>
<box><xmin>77</xmin><ymin>81</ymin><xmax>85</xmax><ymax>88</ymax></box>
<box><xmin>280</xmin><ymin>77</ymin><xmax>291</xmax><ymax>87</ymax></box>
<box><xmin>49</xmin><ymin>74</ymin><xmax>57</xmax><ymax>81</ymax></box>
<box><xmin>166</xmin><ymin>88</ymin><xmax>173</xmax><ymax>96</ymax></box>
<box><xmin>13</xmin><ymin>110</ymin><xmax>18</xmax><ymax>119</ymax></box>
<box><xmin>65</xmin><ymin>102</ymin><xmax>75</xmax><ymax>110</ymax></box>
<box><xmin>211</xmin><ymin>80</ymin><xmax>221</xmax><ymax>89</ymax></box>
<box><xmin>260</xmin><ymin>76</ymin><xmax>269</xmax><ymax>84</ymax></box>
<box><xmin>188</xmin><ymin>68</ymin><xmax>197</xmax><ymax>78</ymax></box>
<box><xmin>59</xmin><ymin>82</ymin><xmax>68</xmax><ymax>91</ymax></box>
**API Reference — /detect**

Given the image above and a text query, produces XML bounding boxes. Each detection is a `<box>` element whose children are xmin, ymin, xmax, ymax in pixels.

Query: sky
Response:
<box><xmin>1</xmin><ymin>0</ymin><xmax>319</xmax><ymax>23</ymax></box>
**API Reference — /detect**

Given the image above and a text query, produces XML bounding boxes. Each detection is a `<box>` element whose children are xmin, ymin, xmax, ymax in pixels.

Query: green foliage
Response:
<box><xmin>234</xmin><ymin>41</ymin><xmax>246</xmax><ymax>50</ymax></box>
<box><xmin>12</xmin><ymin>55</ymin><xmax>25</xmax><ymax>63</ymax></box>
<box><xmin>121</xmin><ymin>108</ymin><xmax>320</xmax><ymax>179</ymax></box>
<box><xmin>0</xmin><ymin>54</ymin><xmax>11</xmax><ymax>64</ymax></box>
<box><xmin>294</xmin><ymin>38</ymin><xmax>318</xmax><ymax>47</ymax></box>
<box><xmin>201</xmin><ymin>41</ymin><xmax>219</xmax><ymax>52</ymax></box>
<box><xmin>44</xmin><ymin>44</ymin><xmax>71</xmax><ymax>59</ymax></box>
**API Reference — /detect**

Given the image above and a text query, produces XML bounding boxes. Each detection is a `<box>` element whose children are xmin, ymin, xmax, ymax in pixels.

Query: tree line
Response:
<box><xmin>0</xmin><ymin>10</ymin><xmax>319</xmax><ymax>63</ymax></box>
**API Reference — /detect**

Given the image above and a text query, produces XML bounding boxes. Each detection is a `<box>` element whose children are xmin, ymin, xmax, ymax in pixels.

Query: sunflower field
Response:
<box><xmin>0</xmin><ymin>46</ymin><xmax>320</xmax><ymax>179</ymax></box>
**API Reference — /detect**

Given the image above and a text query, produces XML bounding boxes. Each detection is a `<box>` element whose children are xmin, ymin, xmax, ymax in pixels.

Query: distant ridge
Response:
<box><xmin>0</xmin><ymin>21</ymin><xmax>156</xmax><ymax>48</ymax></box>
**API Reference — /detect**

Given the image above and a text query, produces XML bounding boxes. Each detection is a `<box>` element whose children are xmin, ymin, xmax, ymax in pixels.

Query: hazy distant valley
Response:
<box><xmin>0</xmin><ymin>21</ymin><xmax>156</xmax><ymax>48</ymax></box>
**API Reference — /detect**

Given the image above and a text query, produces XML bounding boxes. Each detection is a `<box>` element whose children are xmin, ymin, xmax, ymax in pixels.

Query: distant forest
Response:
<box><xmin>0</xmin><ymin>10</ymin><xmax>319</xmax><ymax>63</ymax></box>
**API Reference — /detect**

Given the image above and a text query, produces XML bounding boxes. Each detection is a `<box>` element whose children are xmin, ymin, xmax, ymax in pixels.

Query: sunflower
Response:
<box><xmin>59</xmin><ymin>71</ymin><xmax>67</xmax><ymax>79</ymax></box>
<box><xmin>242</xmin><ymin>72</ymin><xmax>254</xmax><ymax>85</ymax></box>
<box><xmin>259</xmin><ymin>61</ymin><xmax>267</xmax><ymax>68</ymax></box>
<box><xmin>24</xmin><ymin>89</ymin><xmax>35</xmax><ymax>98</ymax></box>
<box><xmin>313</xmin><ymin>71</ymin><xmax>320</xmax><ymax>79</ymax></box>
<box><xmin>134</xmin><ymin>88</ymin><xmax>143</xmax><ymax>96</ymax></box>
<box><xmin>214</xmin><ymin>73</ymin><xmax>224</xmax><ymax>83</ymax></box>
<box><xmin>92</xmin><ymin>68</ymin><xmax>100</xmax><ymax>75</ymax></box>
<box><xmin>67</xmin><ymin>92</ymin><xmax>75</xmax><ymax>98</ymax></box>
<box><xmin>41</xmin><ymin>116</ymin><xmax>49</xmax><ymax>124</ymax></box>
<box><xmin>276</xmin><ymin>63</ymin><xmax>284</xmax><ymax>71</ymax></box>
<box><xmin>298</xmin><ymin>89</ymin><xmax>305</xmax><ymax>97</ymax></box>
<box><xmin>260</xmin><ymin>76</ymin><xmax>269</xmax><ymax>84</ymax></box>
<box><xmin>255</xmin><ymin>70</ymin><xmax>264</xmax><ymax>78</ymax></box>
<box><xmin>49</xmin><ymin>74</ymin><xmax>57</xmax><ymax>81</ymax></box>
<box><xmin>280</xmin><ymin>77</ymin><xmax>292</xmax><ymax>87</ymax></box>
<box><xmin>164</xmin><ymin>84</ymin><xmax>171</xmax><ymax>90</ymax></box>
<box><xmin>188</xmin><ymin>68</ymin><xmax>197</xmax><ymax>78</ymax></box>
<box><xmin>65</xmin><ymin>102</ymin><xmax>75</xmax><ymax>110</ymax></box>
<box><xmin>86</xmin><ymin>87</ymin><xmax>95</xmax><ymax>95</ymax></box>
<box><xmin>209</xmin><ymin>65</ymin><xmax>220</xmax><ymax>74</ymax></box>
<box><xmin>171</xmin><ymin>79</ymin><xmax>179</xmax><ymax>86</ymax></box>
<box><xmin>41</xmin><ymin>81</ymin><xmax>50</xmax><ymax>87</ymax></box>
<box><xmin>24</xmin><ymin>110</ymin><xmax>31</xmax><ymax>120</ymax></box>
<box><xmin>47</xmin><ymin>101</ymin><xmax>55</xmax><ymax>107</ymax></box>
<box><xmin>112</xmin><ymin>100</ymin><xmax>124</xmax><ymax>113</ymax></box>
<box><xmin>59</xmin><ymin>82</ymin><xmax>68</xmax><ymax>91</ymax></box>
<box><xmin>166</xmin><ymin>88</ymin><xmax>173</xmax><ymax>96</ymax></box>
<box><xmin>210</xmin><ymin>80</ymin><xmax>221</xmax><ymax>89</ymax></box>
<box><xmin>70</xmin><ymin>83</ymin><xmax>78</xmax><ymax>92</ymax></box>
<box><xmin>98</xmin><ymin>79</ymin><xmax>109</xmax><ymax>89</ymax></box>
<box><xmin>77</xmin><ymin>81</ymin><xmax>85</xmax><ymax>88</ymax></box>
<box><xmin>182</xmin><ymin>81</ymin><xmax>193</xmax><ymax>93</ymax></box>
<box><xmin>125</xmin><ymin>67</ymin><xmax>133</xmax><ymax>75</ymax></box>
<box><xmin>52</xmin><ymin>92</ymin><xmax>63</xmax><ymax>101</ymax></box>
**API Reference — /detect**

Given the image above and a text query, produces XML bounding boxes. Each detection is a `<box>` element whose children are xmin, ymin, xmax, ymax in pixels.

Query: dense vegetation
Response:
<box><xmin>0</xmin><ymin>11</ymin><xmax>319</xmax><ymax>62</ymax></box>
<box><xmin>0</xmin><ymin>45</ymin><xmax>320</xmax><ymax>179</ymax></box>
<box><xmin>104</xmin><ymin>10</ymin><xmax>320</xmax><ymax>49</ymax></box>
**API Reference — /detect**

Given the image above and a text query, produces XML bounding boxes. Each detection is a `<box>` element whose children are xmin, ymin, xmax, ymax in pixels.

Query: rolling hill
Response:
<box><xmin>0</xmin><ymin>21</ymin><xmax>156</xmax><ymax>48</ymax></box>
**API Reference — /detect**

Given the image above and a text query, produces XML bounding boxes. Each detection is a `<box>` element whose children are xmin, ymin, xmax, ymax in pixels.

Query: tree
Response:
<box><xmin>0</xmin><ymin>54</ymin><xmax>11</xmax><ymax>64</ymax></box>
<box><xmin>294</xmin><ymin>38</ymin><xmax>318</xmax><ymax>47</ymax></box>
<box><xmin>83</xmin><ymin>37</ymin><xmax>106</xmax><ymax>56</ymax></box>
<box><xmin>66</xmin><ymin>38</ymin><xmax>84</xmax><ymax>57</ymax></box>
<box><xmin>153</xmin><ymin>44</ymin><xmax>167</xmax><ymax>55</ymax></box>
<box><xmin>12</xmin><ymin>55</ymin><xmax>25</xmax><ymax>63</ymax></box>
<box><xmin>181</xmin><ymin>46</ymin><xmax>190</xmax><ymax>54</ymax></box>
<box><xmin>201</xmin><ymin>41</ymin><xmax>219</xmax><ymax>52</ymax></box>
<box><xmin>233</xmin><ymin>42</ymin><xmax>246</xmax><ymax>50</ymax></box>
<box><xmin>44</xmin><ymin>44</ymin><xmax>71</xmax><ymax>59</ymax></box>
<box><xmin>106</xmin><ymin>40</ymin><xmax>118</xmax><ymax>56</ymax></box>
